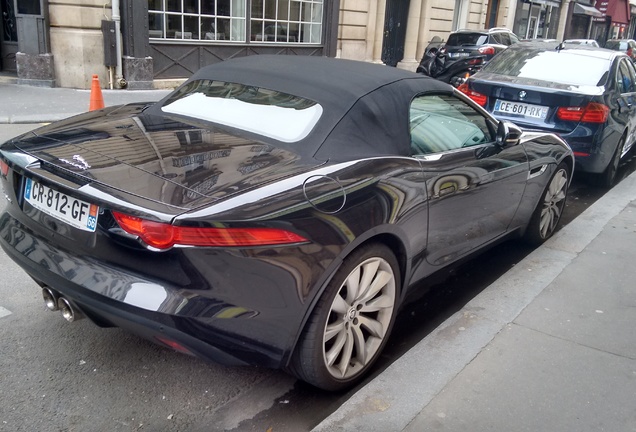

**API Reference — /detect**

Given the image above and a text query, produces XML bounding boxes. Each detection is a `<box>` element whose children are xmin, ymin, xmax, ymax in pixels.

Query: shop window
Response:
<box><xmin>149</xmin><ymin>0</ymin><xmax>246</xmax><ymax>41</ymax></box>
<box><xmin>251</xmin><ymin>0</ymin><xmax>322</xmax><ymax>43</ymax></box>
<box><xmin>148</xmin><ymin>0</ymin><xmax>322</xmax><ymax>44</ymax></box>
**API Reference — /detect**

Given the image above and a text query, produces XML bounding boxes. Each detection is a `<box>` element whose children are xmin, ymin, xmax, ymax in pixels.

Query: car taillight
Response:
<box><xmin>628</xmin><ymin>48</ymin><xmax>633</xmax><ymax>58</ymax></box>
<box><xmin>556</xmin><ymin>103</ymin><xmax>609</xmax><ymax>123</ymax></box>
<box><xmin>478</xmin><ymin>46</ymin><xmax>495</xmax><ymax>56</ymax></box>
<box><xmin>457</xmin><ymin>83</ymin><xmax>488</xmax><ymax>106</ymax></box>
<box><xmin>112</xmin><ymin>211</ymin><xmax>308</xmax><ymax>249</ymax></box>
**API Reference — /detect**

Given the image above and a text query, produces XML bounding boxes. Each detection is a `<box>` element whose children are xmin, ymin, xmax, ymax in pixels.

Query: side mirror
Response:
<box><xmin>496</xmin><ymin>121</ymin><xmax>522</xmax><ymax>148</ymax></box>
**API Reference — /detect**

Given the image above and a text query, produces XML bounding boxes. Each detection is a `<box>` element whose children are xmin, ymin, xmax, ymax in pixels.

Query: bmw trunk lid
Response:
<box><xmin>470</xmin><ymin>72</ymin><xmax>604</xmax><ymax>133</ymax></box>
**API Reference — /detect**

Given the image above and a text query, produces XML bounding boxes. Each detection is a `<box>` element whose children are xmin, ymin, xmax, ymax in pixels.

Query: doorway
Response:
<box><xmin>486</xmin><ymin>0</ymin><xmax>500</xmax><ymax>28</ymax></box>
<box><xmin>381</xmin><ymin>0</ymin><xmax>411</xmax><ymax>67</ymax></box>
<box><xmin>1</xmin><ymin>0</ymin><xmax>18</xmax><ymax>71</ymax></box>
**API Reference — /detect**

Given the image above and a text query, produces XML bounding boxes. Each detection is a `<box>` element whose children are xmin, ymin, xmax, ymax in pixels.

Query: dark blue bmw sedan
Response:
<box><xmin>459</xmin><ymin>42</ymin><xmax>636</xmax><ymax>187</ymax></box>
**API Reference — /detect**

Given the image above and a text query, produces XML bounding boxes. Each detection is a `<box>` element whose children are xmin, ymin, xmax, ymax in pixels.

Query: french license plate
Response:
<box><xmin>24</xmin><ymin>178</ymin><xmax>99</xmax><ymax>232</ymax></box>
<box><xmin>449</xmin><ymin>52</ymin><xmax>469</xmax><ymax>58</ymax></box>
<box><xmin>494</xmin><ymin>100</ymin><xmax>549</xmax><ymax>120</ymax></box>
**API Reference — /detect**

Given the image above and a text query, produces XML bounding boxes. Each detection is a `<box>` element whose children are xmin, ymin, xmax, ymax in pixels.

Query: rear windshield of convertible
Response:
<box><xmin>161</xmin><ymin>79</ymin><xmax>323</xmax><ymax>143</ymax></box>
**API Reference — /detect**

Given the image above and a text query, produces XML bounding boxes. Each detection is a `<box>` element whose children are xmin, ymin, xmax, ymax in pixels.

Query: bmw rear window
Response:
<box><xmin>161</xmin><ymin>80</ymin><xmax>323</xmax><ymax>143</ymax></box>
<box><xmin>483</xmin><ymin>48</ymin><xmax>611</xmax><ymax>87</ymax></box>
<box><xmin>446</xmin><ymin>33</ymin><xmax>488</xmax><ymax>46</ymax></box>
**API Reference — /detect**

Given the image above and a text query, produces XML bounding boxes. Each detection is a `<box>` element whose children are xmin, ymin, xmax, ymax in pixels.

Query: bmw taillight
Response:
<box><xmin>112</xmin><ymin>211</ymin><xmax>308</xmax><ymax>250</ymax></box>
<box><xmin>556</xmin><ymin>103</ymin><xmax>609</xmax><ymax>123</ymax></box>
<box><xmin>478</xmin><ymin>46</ymin><xmax>495</xmax><ymax>56</ymax></box>
<box><xmin>457</xmin><ymin>83</ymin><xmax>488</xmax><ymax>106</ymax></box>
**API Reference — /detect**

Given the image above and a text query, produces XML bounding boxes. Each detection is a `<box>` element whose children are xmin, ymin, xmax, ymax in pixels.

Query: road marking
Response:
<box><xmin>0</xmin><ymin>306</ymin><xmax>12</xmax><ymax>318</ymax></box>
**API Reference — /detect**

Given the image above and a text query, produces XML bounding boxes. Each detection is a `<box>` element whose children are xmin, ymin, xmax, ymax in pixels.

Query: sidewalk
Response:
<box><xmin>313</xmin><ymin>171</ymin><xmax>636</xmax><ymax>431</ymax></box>
<box><xmin>0</xmin><ymin>80</ymin><xmax>171</xmax><ymax>124</ymax></box>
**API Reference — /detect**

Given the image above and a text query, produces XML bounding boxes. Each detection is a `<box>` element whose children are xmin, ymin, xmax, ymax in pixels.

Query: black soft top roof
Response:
<box><xmin>187</xmin><ymin>55</ymin><xmax>430</xmax><ymax>104</ymax></box>
<box><xmin>156</xmin><ymin>55</ymin><xmax>453</xmax><ymax>161</ymax></box>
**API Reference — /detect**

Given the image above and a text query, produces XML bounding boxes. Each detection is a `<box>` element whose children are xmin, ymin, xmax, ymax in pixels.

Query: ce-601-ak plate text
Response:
<box><xmin>24</xmin><ymin>178</ymin><xmax>99</xmax><ymax>232</ymax></box>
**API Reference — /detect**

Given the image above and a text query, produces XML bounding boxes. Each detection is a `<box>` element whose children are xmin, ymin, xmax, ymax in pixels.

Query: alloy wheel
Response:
<box><xmin>322</xmin><ymin>256</ymin><xmax>396</xmax><ymax>379</ymax></box>
<box><xmin>539</xmin><ymin>167</ymin><xmax>568</xmax><ymax>239</ymax></box>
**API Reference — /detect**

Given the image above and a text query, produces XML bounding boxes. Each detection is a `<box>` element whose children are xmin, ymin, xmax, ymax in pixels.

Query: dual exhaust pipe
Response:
<box><xmin>42</xmin><ymin>287</ymin><xmax>84</xmax><ymax>322</ymax></box>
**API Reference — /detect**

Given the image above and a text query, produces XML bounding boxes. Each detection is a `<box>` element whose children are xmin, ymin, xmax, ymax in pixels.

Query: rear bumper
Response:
<box><xmin>0</xmin><ymin>211</ymin><xmax>295</xmax><ymax>369</ymax></box>
<box><xmin>561</xmin><ymin>126</ymin><xmax>619</xmax><ymax>174</ymax></box>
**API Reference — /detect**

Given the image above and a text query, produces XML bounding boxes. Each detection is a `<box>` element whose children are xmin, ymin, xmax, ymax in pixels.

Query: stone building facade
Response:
<box><xmin>0</xmin><ymin>0</ymin><xmax>616</xmax><ymax>90</ymax></box>
<box><xmin>337</xmin><ymin>0</ymin><xmax>514</xmax><ymax>71</ymax></box>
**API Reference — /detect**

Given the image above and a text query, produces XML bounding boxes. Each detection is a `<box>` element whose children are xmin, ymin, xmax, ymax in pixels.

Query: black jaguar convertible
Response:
<box><xmin>0</xmin><ymin>56</ymin><xmax>573</xmax><ymax>391</ymax></box>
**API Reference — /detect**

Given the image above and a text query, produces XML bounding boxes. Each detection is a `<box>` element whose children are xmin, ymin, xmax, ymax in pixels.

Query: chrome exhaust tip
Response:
<box><xmin>57</xmin><ymin>297</ymin><xmax>84</xmax><ymax>322</ymax></box>
<box><xmin>42</xmin><ymin>287</ymin><xmax>59</xmax><ymax>311</ymax></box>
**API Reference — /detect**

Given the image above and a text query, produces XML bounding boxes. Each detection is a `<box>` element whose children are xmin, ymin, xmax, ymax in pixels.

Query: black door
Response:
<box><xmin>408</xmin><ymin>93</ymin><xmax>528</xmax><ymax>267</ymax></box>
<box><xmin>1</xmin><ymin>0</ymin><xmax>18</xmax><ymax>71</ymax></box>
<box><xmin>381</xmin><ymin>0</ymin><xmax>410</xmax><ymax>67</ymax></box>
<box><xmin>486</xmin><ymin>0</ymin><xmax>499</xmax><ymax>29</ymax></box>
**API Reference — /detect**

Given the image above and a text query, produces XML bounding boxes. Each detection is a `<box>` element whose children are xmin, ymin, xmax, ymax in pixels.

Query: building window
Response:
<box><xmin>148</xmin><ymin>0</ymin><xmax>247</xmax><ymax>41</ymax></box>
<box><xmin>251</xmin><ymin>0</ymin><xmax>322</xmax><ymax>43</ymax></box>
<box><xmin>148</xmin><ymin>0</ymin><xmax>323</xmax><ymax>44</ymax></box>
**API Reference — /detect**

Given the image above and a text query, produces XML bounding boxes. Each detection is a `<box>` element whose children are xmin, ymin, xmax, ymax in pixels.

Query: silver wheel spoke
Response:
<box><xmin>360</xmin><ymin>294</ymin><xmax>394</xmax><ymax>312</ymax></box>
<box><xmin>335</xmin><ymin>329</ymin><xmax>354</xmax><ymax>377</ymax></box>
<box><xmin>356</xmin><ymin>260</ymin><xmax>380</xmax><ymax>301</ymax></box>
<box><xmin>325</xmin><ymin>320</ymin><xmax>345</xmax><ymax>342</ymax></box>
<box><xmin>358</xmin><ymin>269</ymin><xmax>392</xmax><ymax>304</ymax></box>
<box><xmin>351</xmin><ymin>325</ymin><xmax>367</xmax><ymax>365</ymax></box>
<box><xmin>539</xmin><ymin>208</ymin><xmax>553</xmax><ymax>237</ymax></box>
<box><xmin>331</xmin><ymin>294</ymin><xmax>349</xmax><ymax>315</ymax></box>
<box><xmin>344</xmin><ymin>267</ymin><xmax>361</xmax><ymax>304</ymax></box>
<box><xmin>325</xmin><ymin>328</ymin><xmax>348</xmax><ymax>367</ymax></box>
<box><xmin>358</xmin><ymin>315</ymin><xmax>384</xmax><ymax>339</ymax></box>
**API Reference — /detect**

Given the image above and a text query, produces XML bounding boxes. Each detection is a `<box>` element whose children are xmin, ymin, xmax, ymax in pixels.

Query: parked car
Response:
<box><xmin>0</xmin><ymin>55</ymin><xmax>573</xmax><ymax>391</ymax></box>
<box><xmin>416</xmin><ymin>48</ymin><xmax>485</xmax><ymax>87</ymax></box>
<box><xmin>605</xmin><ymin>39</ymin><xmax>636</xmax><ymax>61</ymax></box>
<box><xmin>563</xmin><ymin>38</ymin><xmax>600</xmax><ymax>47</ymax></box>
<box><xmin>441</xmin><ymin>27</ymin><xmax>520</xmax><ymax>62</ymax></box>
<box><xmin>458</xmin><ymin>42</ymin><xmax>636</xmax><ymax>187</ymax></box>
<box><xmin>521</xmin><ymin>38</ymin><xmax>558</xmax><ymax>43</ymax></box>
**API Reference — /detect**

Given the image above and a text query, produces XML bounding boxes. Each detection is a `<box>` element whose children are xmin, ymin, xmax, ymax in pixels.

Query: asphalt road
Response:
<box><xmin>0</xmin><ymin>123</ymin><xmax>632</xmax><ymax>432</ymax></box>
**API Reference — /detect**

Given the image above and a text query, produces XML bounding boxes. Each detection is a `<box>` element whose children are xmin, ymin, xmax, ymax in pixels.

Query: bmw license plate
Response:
<box><xmin>24</xmin><ymin>178</ymin><xmax>99</xmax><ymax>232</ymax></box>
<box><xmin>494</xmin><ymin>100</ymin><xmax>549</xmax><ymax>120</ymax></box>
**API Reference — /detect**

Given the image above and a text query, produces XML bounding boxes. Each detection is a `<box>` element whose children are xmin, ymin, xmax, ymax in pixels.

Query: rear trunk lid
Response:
<box><xmin>5</xmin><ymin>104</ymin><xmax>324</xmax><ymax>216</ymax></box>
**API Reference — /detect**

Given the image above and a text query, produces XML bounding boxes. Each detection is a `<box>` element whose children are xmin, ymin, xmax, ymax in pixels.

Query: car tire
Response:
<box><xmin>290</xmin><ymin>243</ymin><xmax>400</xmax><ymax>391</ymax></box>
<box><xmin>597</xmin><ymin>136</ymin><xmax>625</xmax><ymax>188</ymax></box>
<box><xmin>523</xmin><ymin>162</ymin><xmax>570</xmax><ymax>246</ymax></box>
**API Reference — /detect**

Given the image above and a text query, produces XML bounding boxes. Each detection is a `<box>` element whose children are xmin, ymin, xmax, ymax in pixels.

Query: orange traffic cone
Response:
<box><xmin>89</xmin><ymin>74</ymin><xmax>105</xmax><ymax>111</ymax></box>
